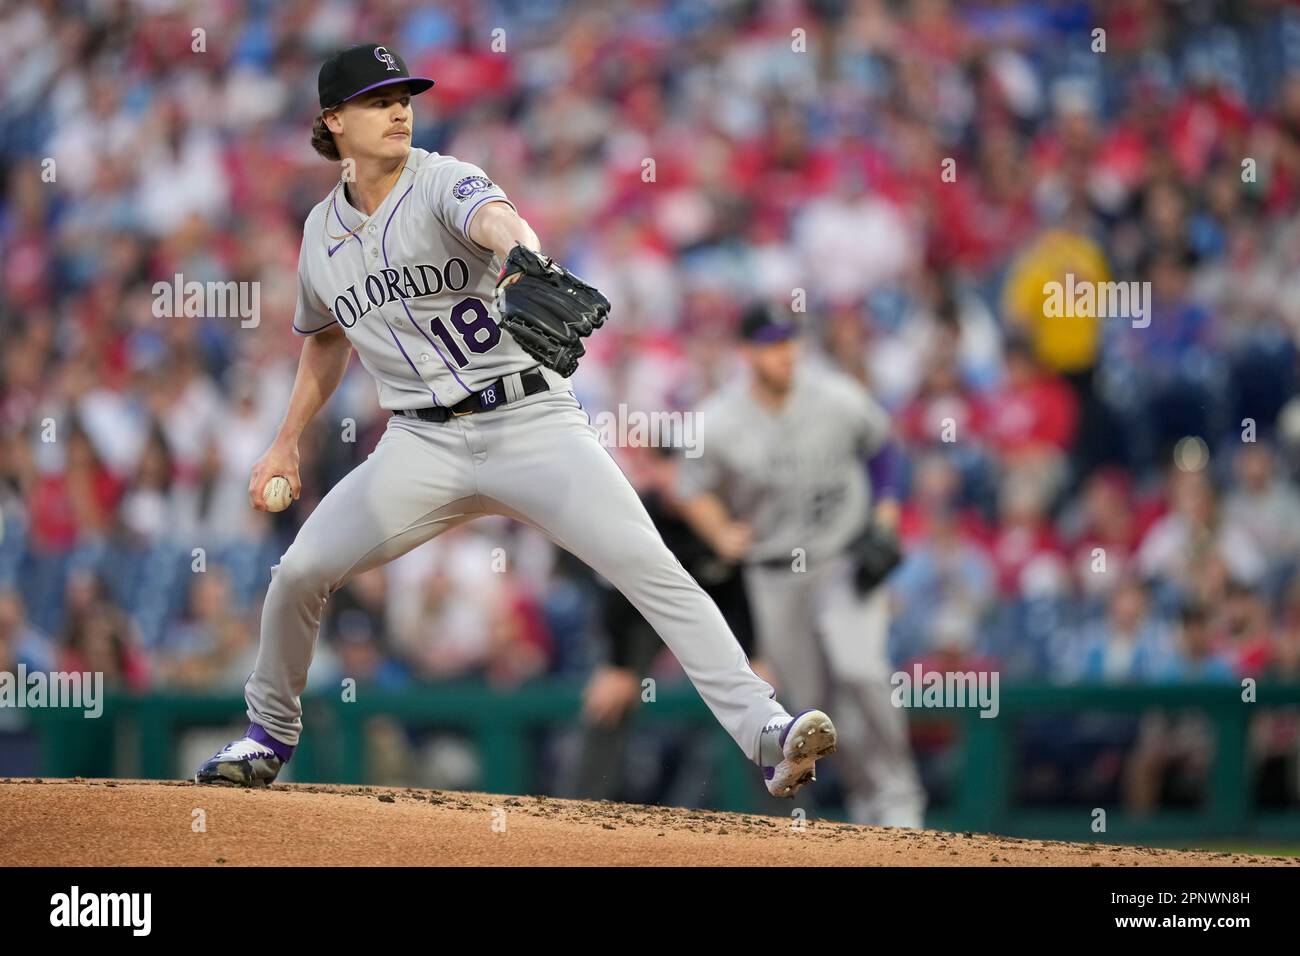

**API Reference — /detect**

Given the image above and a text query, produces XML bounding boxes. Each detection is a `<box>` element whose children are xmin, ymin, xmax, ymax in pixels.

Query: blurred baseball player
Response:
<box><xmin>678</xmin><ymin>304</ymin><xmax>926</xmax><ymax>827</ymax></box>
<box><xmin>195</xmin><ymin>44</ymin><xmax>837</xmax><ymax>796</ymax></box>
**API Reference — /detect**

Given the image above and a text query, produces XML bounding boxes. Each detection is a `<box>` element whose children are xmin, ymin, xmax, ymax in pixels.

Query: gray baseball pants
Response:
<box><xmin>244</xmin><ymin>385</ymin><xmax>786</xmax><ymax>763</ymax></box>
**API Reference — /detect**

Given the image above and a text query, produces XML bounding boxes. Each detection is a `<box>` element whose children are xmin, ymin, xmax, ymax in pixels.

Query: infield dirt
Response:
<box><xmin>1</xmin><ymin>779</ymin><xmax>1294</xmax><ymax>866</ymax></box>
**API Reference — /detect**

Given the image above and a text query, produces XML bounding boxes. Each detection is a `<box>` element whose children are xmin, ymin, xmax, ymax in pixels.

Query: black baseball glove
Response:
<box><xmin>849</xmin><ymin>522</ymin><xmax>904</xmax><ymax>596</ymax></box>
<box><xmin>493</xmin><ymin>244</ymin><xmax>611</xmax><ymax>377</ymax></box>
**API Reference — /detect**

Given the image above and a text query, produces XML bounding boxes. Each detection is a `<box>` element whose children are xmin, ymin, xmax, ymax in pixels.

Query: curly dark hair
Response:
<box><xmin>311</xmin><ymin>112</ymin><xmax>340</xmax><ymax>162</ymax></box>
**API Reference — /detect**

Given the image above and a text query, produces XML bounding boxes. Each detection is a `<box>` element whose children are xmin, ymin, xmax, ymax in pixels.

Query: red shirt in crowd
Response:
<box><xmin>979</xmin><ymin>371</ymin><xmax>1078</xmax><ymax>455</ymax></box>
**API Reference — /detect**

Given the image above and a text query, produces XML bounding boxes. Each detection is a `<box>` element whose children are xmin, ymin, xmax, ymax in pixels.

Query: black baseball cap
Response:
<box><xmin>318</xmin><ymin>43</ymin><xmax>434</xmax><ymax>110</ymax></box>
<box><xmin>739</xmin><ymin>303</ymin><xmax>800</xmax><ymax>344</ymax></box>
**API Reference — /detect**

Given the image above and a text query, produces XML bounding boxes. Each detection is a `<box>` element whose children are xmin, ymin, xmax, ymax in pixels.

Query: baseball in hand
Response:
<box><xmin>262</xmin><ymin>476</ymin><xmax>293</xmax><ymax>512</ymax></box>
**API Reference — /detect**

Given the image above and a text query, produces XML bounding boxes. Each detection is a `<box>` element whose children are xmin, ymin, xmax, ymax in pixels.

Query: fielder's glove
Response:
<box><xmin>494</xmin><ymin>244</ymin><xmax>611</xmax><ymax>377</ymax></box>
<box><xmin>849</xmin><ymin>522</ymin><xmax>903</xmax><ymax>596</ymax></box>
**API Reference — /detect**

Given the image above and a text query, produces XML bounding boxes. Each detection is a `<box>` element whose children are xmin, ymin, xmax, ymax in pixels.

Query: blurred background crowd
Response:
<box><xmin>2</xmin><ymin>0</ymin><xmax>1300</xmax><ymax>810</ymax></box>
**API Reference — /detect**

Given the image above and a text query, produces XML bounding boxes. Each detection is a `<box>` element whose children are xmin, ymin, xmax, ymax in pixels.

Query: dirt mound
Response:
<box><xmin>0</xmin><ymin>779</ymin><xmax>1293</xmax><ymax>866</ymax></box>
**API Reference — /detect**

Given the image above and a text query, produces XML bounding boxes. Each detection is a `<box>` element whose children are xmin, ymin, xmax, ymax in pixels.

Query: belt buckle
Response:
<box><xmin>451</xmin><ymin>406</ymin><xmax>474</xmax><ymax>417</ymax></box>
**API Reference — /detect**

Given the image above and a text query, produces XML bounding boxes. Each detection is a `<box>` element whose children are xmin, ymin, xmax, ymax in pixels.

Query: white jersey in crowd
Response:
<box><xmin>293</xmin><ymin>147</ymin><xmax>564</xmax><ymax>409</ymax></box>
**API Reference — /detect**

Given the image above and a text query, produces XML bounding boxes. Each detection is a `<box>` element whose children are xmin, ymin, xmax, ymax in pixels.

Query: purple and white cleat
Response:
<box><xmin>194</xmin><ymin>724</ymin><xmax>293</xmax><ymax>787</ymax></box>
<box><xmin>762</xmin><ymin>709</ymin><xmax>837</xmax><ymax>798</ymax></box>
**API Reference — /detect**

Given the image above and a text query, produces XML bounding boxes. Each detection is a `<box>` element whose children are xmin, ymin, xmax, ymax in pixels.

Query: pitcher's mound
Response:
<box><xmin>0</xmin><ymin>779</ymin><xmax>1292</xmax><ymax>866</ymax></box>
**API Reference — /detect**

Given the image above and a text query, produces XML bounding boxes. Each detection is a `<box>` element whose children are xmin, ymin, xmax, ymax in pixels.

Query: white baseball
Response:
<box><xmin>262</xmin><ymin>476</ymin><xmax>293</xmax><ymax>512</ymax></box>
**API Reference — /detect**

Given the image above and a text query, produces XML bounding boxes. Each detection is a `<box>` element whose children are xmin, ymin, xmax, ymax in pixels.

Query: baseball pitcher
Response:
<box><xmin>677</xmin><ymin>304</ymin><xmax>926</xmax><ymax>827</ymax></box>
<box><xmin>195</xmin><ymin>44</ymin><xmax>836</xmax><ymax>798</ymax></box>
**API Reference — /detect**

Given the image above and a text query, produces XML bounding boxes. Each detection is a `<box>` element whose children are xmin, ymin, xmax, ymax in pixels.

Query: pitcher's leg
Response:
<box><xmin>476</xmin><ymin>400</ymin><xmax>786</xmax><ymax>764</ymax></box>
<box><xmin>247</xmin><ymin>418</ymin><xmax>479</xmax><ymax>746</ymax></box>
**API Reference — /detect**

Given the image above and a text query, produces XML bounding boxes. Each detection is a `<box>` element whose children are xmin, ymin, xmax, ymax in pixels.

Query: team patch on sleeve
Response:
<box><xmin>452</xmin><ymin>175</ymin><xmax>494</xmax><ymax>202</ymax></box>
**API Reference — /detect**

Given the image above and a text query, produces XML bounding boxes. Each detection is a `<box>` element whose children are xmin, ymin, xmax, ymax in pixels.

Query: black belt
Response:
<box><xmin>394</xmin><ymin>368</ymin><xmax>549</xmax><ymax>424</ymax></box>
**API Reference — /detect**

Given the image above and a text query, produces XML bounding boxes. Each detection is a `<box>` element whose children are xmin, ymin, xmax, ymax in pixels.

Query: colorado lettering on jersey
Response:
<box><xmin>330</xmin><ymin>257</ymin><xmax>471</xmax><ymax>327</ymax></box>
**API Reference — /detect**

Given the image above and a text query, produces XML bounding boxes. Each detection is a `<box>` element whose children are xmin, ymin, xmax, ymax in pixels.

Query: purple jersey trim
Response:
<box><xmin>294</xmin><ymin>318</ymin><xmax>338</xmax><ymax>335</ymax></box>
<box><xmin>336</xmin><ymin>188</ymin><xmax>441</xmax><ymax>407</ymax></box>
<box><xmin>382</xmin><ymin>182</ymin><xmax>474</xmax><ymax>400</ymax></box>
<box><xmin>328</xmin><ymin>193</ymin><xmax>365</xmax><ymax>257</ymax></box>
<box><xmin>866</xmin><ymin>439</ymin><xmax>902</xmax><ymax>500</ymax></box>
<box><xmin>384</xmin><ymin>318</ymin><xmax>439</xmax><ymax>406</ymax></box>
<box><xmin>459</xmin><ymin>194</ymin><xmax>514</xmax><ymax>253</ymax></box>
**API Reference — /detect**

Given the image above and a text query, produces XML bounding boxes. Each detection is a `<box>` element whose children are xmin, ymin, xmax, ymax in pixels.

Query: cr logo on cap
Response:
<box><xmin>374</xmin><ymin>46</ymin><xmax>399</xmax><ymax>72</ymax></box>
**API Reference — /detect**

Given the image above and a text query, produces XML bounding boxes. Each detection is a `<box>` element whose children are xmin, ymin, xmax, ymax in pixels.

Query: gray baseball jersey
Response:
<box><xmin>294</xmin><ymin>147</ymin><xmax>554</xmax><ymax>409</ymax></box>
<box><xmin>676</xmin><ymin>368</ymin><xmax>891</xmax><ymax>563</ymax></box>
